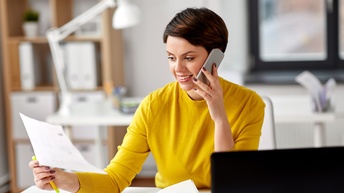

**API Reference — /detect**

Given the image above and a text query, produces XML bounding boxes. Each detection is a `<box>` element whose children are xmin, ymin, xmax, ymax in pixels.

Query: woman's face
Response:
<box><xmin>166</xmin><ymin>36</ymin><xmax>208</xmax><ymax>96</ymax></box>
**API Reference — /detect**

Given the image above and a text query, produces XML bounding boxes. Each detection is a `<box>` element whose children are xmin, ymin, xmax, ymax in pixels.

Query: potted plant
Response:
<box><xmin>22</xmin><ymin>8</ymin><xmax>40</xmax><ymax>37</ymax></box>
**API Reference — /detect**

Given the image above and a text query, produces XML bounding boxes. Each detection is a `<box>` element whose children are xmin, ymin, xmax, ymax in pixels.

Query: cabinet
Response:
<box><xmin>0</xmin><ymin>0</ymin><xmax>125</xmax><ymax>192</ymax></box>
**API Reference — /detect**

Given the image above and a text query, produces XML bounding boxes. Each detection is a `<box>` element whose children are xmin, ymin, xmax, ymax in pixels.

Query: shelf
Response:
<box><xmin>8</xmin><ymin>37</ymin><xmax>48</xmax><ymax>44</ymax></box>
<box><xmin>64</xmin><ymin>35</ymin><xmax>102</xmax><ymax>42</ymax></box>
<box><xmin>11</xmin><ymin>86</ymin><xmax>55</xmax><ymax>92</ymax></box>
<box><xmin>7</xmin><ymin>36</ymin><xmax>102</xmax><ymax>44</ymax></box>
<box><xmin>13</xmin><ymin>139</ymin><xmax>30</xmax><ymax>144</ymax></box>
<box><xmin>1</xmin><ymin>0</ymin><xmax>125</xmax><ymax>192</ymax></box>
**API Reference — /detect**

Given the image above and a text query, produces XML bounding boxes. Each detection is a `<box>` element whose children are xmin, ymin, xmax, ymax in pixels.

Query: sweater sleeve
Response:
<box><xmin>231</xmin><ymin>92</ymin><xmax>265</xmax><ymax>151</ymax></box>
<box><xmin>75</xmin><ymin>97</ymin><xmax>152</xmax><ymax>193</ymax></box>
<box><xmin>75</xmin><ymin>131</ymin><xmax>150</xmax><ymax>193</ymax></box>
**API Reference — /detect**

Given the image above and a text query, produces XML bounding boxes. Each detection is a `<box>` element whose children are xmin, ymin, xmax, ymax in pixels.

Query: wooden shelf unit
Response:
<box><xmin>0</xmin><ymin>0</ymin><xmax>125</xmax><ymax>192</ymax></box>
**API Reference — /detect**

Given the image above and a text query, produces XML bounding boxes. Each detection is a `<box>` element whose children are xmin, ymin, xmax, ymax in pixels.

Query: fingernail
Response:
<box><xmin>193</xmin><ymin>77</ymin><xmax>198</xmax><ymax>82</ymax></box>
<box><xmin>50</xmin><ymin>170</ymin><xmax>56</xmax><ymax>174</ymax></box>
<box><xmin>45</xmin><ymin>166</ymin><xmax>50</xmax><ymax>170</ymax></box>
<box><xmin>202</xmin><ymin>67</ymin><xmax>207</xmax><ymax>71</ymax></box>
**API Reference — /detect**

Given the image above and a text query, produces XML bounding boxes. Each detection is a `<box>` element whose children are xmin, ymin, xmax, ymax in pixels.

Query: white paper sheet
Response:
<box><xmin>21</xmin><ymin>186</ymin><xmax>71</xmax><ymax>193</ymax></box>
<box><xmin>22</xmin><ymin>180</ymin><xmax>201</xmax><ymax>193</ymax></box>
<box><xmin>157</xmin><ymin>179</ymin><xmax>199</xmax><ymax>193</ymax></box>
<box><xmin>122</xmin><ymin>187</ymin><xmax>161</xmax><ymax>193</ymax></box>
<box><xmin>20</xmin><ymin>113</ymin><xmax>105</xmax><ymax>174</ymax></box>
<box><xmin>22</xmin><ymin>186</ymin><xmax>159</xmax><ymax>193</ymax></box>
<box><xmin>112</xmin><ymin>180</ymin><xmax>199</xmax><ymax>193</ymax></box>
<box><xmin>123</xmin><ymin>180</ymin><xmax>199</xmax><ymax>193</ymax></box>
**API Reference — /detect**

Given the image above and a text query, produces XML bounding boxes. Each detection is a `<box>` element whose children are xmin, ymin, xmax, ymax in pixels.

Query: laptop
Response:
<box><xmin>211</xmin><ymin>147</ymin><xmax>344</xmax><ymax>193</ymax></box>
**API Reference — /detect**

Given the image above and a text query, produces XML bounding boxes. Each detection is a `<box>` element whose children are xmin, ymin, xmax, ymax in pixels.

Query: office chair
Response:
<box><xmin>258</xmin><ymin>96</ymin><xmax>277</xmax><ymax>150</ymax></box>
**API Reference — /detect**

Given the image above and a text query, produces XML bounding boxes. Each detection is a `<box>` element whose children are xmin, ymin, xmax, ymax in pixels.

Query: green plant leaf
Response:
<box><xmin>23</xmin><ymin>9</ymin><xmax>39</xmax><ymax>22</ymax></box>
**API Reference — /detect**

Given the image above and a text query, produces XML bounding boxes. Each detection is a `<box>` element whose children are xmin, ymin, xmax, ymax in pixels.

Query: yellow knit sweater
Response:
<box><xmin>76</xmin><ymin>77</ymin><xmax>265</xmax><ymax>193</ymax></box>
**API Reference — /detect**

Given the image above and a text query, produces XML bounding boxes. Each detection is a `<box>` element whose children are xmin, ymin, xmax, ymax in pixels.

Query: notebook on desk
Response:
<box><xmin>211</xmin><ymin>147</ymin><xmax>344</xmax><ymax>193</ymax></box>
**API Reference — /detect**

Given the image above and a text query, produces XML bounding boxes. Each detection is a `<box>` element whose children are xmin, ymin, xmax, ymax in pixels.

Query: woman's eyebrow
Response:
<box><xmin>166</xmin><ymin>51</ymin><xmax>197</xmax><ymax>55</ymax></box>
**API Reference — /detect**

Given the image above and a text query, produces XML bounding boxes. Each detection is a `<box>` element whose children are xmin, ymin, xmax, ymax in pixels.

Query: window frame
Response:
<box><xmin>248</xmin><ymin>0</ymin><xmax>340</xmax><ymax>72</ymax></box>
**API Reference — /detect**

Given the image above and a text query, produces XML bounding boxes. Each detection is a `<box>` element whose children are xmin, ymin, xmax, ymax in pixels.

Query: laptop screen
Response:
<box><xmin>211</xmin><ymin>147</ymin><xmax>344</xmax><ymax>193</ymax></box>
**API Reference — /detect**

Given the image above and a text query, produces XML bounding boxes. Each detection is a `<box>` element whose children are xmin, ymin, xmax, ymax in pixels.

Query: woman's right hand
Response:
<box><xmin>29</xmin><ymin>160</ymin><xmax>80</xmax><ymax>192</ymax></box>
<box><xmin>29</xmin><ymin>159</ymin><xmax>57</xmax><ymax>190</ymax></box>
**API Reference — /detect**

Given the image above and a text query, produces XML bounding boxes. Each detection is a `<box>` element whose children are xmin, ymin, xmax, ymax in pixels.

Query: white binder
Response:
<box><xmin>18</xmin><ymin>42</ymin><xmax>37</xmax><ymax>90</ymax></box>
<box><xmin>64</xmin><ymin>42</ymin><xmax>98</xmax><ymax>89</ymax></box>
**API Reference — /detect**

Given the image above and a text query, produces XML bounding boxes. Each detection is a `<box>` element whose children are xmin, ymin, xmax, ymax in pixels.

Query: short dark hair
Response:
<box><xmin>163</xmin><ymin>7</ymin><xmax>228</xmax><ymax>53</ymax></box>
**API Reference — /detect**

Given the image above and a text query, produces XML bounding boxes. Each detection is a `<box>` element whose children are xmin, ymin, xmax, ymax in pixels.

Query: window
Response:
<box><xmin>248</xmin><ymin>0</ymin><xmax>342</xmax><ymax>71</ymax></box>
<box><xmin>339</xmin><ymin>0</ymin><xmax>344</xmax><ymax>59</ymax></box>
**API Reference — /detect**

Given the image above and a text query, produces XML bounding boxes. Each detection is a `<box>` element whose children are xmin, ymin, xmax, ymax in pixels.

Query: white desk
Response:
<box><xmin>22</xmin><ymin>186</ymin><xmax>210</xmax><ymax>193</ymax></box>
<box><xmin>46</xmin><ymin>100</ymin><xmax>133</xmax><ymax>168</ymax></box>
<box><xmin>46</xmin><ymin>95</ymin><xmax>344</xmax><ymax>167</ymax></box>
<box><xmin>123</xmin><ymin>187</ymin><xmax>210</xmax><ymax>193</ymax></box>
<box><xmin>270</xmin><ymin>95</ymin><xmax>344</xmax><ymax>147</ymax></box>
<box><xmin>46</xmin><ymin>100</ymin><xmax>133</xmax><ymax>125</ymax></box>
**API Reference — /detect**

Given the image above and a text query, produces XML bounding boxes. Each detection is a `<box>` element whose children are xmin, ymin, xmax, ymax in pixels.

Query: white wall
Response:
<box><xmin>122</xmin><ymin>0</ymin><xmax>248</xmax><ymax>97</ymax></box>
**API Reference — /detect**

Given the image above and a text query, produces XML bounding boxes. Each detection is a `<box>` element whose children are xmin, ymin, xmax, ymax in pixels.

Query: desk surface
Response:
<box><xmin>22</xmin><ymin>186</ymin><xmax>210</xmax><ymax>193</ymax></box>
<box><xmin>47</xmin><ymin>95</ymin><xmax>344</xmax><ymax>126</ymax></box>
<box><xmin>123</xmin><ymin>187</ymin><xmax>210</xmax><ymax>193</ymax></box>
<box><xmin>46</xmin><ymin>100</ymin><xmax>133</xmax><ymax>126</ymax></box>
<box><xmin>270</xmin><ymin>95</ymin><xmax>344</xmax><ymax>123</ymax></box>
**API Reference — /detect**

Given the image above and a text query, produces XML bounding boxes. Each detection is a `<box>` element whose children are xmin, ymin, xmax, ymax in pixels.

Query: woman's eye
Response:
<box><xmin>167</xmin><ymin>56</ymin><xmax>175</xmax><ymax>61</ymax></box>
<box><xmin>185</xmin><ymin>57</ymin><xmax>194</xmax><ymax>61</ymax></box>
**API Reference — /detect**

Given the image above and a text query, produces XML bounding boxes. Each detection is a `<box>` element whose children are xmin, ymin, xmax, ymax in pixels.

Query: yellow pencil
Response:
<box><xmin>32</xmin><ymin>156</ymin><xmax>60</xmax><ymax>193</ymax></box>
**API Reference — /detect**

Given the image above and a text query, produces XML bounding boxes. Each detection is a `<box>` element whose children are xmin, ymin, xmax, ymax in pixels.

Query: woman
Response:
<box><xmin>29</xmin><ymin>7</ymin><xmax>265</xmax><ymax>193</ymax></box>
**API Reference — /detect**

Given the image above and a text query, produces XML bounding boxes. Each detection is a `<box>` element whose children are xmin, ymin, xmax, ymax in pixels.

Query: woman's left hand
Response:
<box><xmin>193</xmin><ymin>64</ymin><xmax>234</xmax><ymax>151</ymax></box>
<box><xmin>193</xmin><ymin>64</ymin><xmax>227</xmax><ymax>123</ymax></box>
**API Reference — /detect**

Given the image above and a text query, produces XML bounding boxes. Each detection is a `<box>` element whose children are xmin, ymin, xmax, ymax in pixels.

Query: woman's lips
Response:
<box><xmin>177</xmin><ymin>75</ymin><xmax>193</xmax><ymax>82</ymax></box>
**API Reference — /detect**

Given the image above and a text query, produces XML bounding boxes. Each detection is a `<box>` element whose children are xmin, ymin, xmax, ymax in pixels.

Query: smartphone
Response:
<box><xmin>196</xmin><ymin>48</ymin><xmax>224</xmax><ymax>84</ymax></box>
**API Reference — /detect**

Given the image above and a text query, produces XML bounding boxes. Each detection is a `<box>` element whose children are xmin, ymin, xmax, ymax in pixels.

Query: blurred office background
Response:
<box><xmin>1</xmin><ymin>0</ymin><xmax>344</xmax><ymax>192</ymax></box>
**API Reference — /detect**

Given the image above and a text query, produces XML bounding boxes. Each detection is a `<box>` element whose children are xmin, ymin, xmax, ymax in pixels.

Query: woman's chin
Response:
<box><xmin>178</xmin><ymin>82</ymin><xmax>194</xmax><ymax>91</ymax></box>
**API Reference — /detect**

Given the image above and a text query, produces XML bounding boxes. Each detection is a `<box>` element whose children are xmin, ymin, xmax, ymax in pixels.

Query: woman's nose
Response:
<box><xmin>175</xmin><ymin>60</ymin><xmax>185</xmax><ymax>71</ymax></box>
